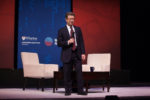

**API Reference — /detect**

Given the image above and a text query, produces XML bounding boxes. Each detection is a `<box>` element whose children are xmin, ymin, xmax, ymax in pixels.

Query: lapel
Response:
<box><xmin>64</xmin><ymin>25</ymin><xmax>79</xmax><ymax>41</ymax></box>
<box><xmin>64</xmin><ymin>26</ymin><xmax>70</xmax><ymax>39</ymax></box>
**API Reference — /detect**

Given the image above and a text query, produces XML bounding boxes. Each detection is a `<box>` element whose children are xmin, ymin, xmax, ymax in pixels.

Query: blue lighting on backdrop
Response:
<box><xmin>17</xmin><ymin>0</ymin><xmax>71</xmax><ymax>69</ymax></box>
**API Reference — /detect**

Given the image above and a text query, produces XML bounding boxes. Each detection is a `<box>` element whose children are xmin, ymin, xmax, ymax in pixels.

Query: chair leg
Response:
<box><xmin>41</xmin><ymin>78</ymin><xmax>45</xmax><ymax>92</ymax></box>
<box><xmin>102</xmin><ymin>86</ymin><xmax>105</xmax><ymax>91</ymax></box>
<box><xmin>38</xmin><ymin>78</ymin><xmax>44</xmax><ymax>92</ymax></box>
<box><xmin>107</xmin><ymin>79</ymin><xmax>110</xmax><ymax>92</ymax></box>
<box><xmin>56</xmin><ymin>79</ymin><xmax>58</xmax><ymax>90</ymax></box>
<box><xmin>53</xmin><ymin>78</ymin><xmax>56</xmax><ymax>93</ymax></box>
<box><xmin>37</xmin><ymin>79</ymin><xmax>40</xmax><ymax>90</ymax></box>
<box><xmin>23</xmin><ymin>77</ymin><xmax>27</xmax><ymax>91</ymax></box>
<box><xmin>102</xmin><ymin>80</ymin><xmax>105</xmax><ymax>91</ymax></box>
<box><xmin>85</xmin><ymin>81</ymin><xmax>88</xmax><ymax>93</ymax></box>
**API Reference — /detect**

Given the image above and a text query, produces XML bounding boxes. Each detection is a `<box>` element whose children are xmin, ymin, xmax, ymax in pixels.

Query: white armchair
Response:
<box><xmin>82</xmin><ymin>53</ymin><xmax>111</xmax><ymax>92</ymax></box>
<box><xmin>21</xmin><ymin>52</ymin><xmax>58</xmax><ymax>91</ymax></box>
<box><xmin>82</xmin><ymin>53</ymin><xmax>111</xmax><ymax>72</ymax></box>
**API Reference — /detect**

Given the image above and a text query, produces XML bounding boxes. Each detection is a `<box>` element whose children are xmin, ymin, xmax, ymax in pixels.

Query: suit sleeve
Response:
<box><xmin>57</xmin><ymin>29</ymin><xmax>69</xmax><ymax>48</ymax></box>
<box><xmin>79</xmin><ymin>28</ymin><xmax>86</xmax><ymax>54</ymax></box>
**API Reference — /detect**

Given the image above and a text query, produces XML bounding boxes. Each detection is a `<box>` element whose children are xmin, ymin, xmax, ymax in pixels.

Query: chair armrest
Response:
<box><xmin>44</xmin><ymin>64</ymin><xmax>59</xmax><ymax>71</ymax></box>
<box><xmin>23</xmin><ymin>64</ymin><xmax>45</xmax><ymax>78</ymax></box>
<box><xmin>94</xmin><ymin>65</ymin><xmax>110</xmax><ymax>72</ymax></box>
<box><xmin>82</xmin><ymin>64</ymin><xmax>90</xmax><ymax>72</ymax></box>
<box><xmin>43</xmin><ymin>64</ymin><xmax>59</xmax><ymax>78</ymax></box>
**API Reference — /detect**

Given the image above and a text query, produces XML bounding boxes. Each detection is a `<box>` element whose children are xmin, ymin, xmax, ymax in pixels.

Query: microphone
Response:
<box><xmin>70</xmin><ymin>32</ymin><xmax>75</xmax><ymax>45</ymax></box>
<box><xmin>71</xmin><ymin>32</ymin><xmax>75</xmax><ymax>38</ymax></box>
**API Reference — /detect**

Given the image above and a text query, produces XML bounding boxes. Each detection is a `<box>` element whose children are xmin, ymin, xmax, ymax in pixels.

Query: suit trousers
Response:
<box><xmin>63</xmin><ymin>49</ymin><xmax>84</xmax><ymax>93</ymax></box>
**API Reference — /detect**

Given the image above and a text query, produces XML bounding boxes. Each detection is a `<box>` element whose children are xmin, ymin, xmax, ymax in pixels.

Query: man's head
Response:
<box><xmin>65</xmin><ymin>12</ymin><xmax>75</xmax><ymax>26</ymax></box>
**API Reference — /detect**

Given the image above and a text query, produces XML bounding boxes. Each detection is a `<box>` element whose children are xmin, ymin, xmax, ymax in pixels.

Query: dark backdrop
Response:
<box><xmin>121</xmin><ymin>0</ymin><xmax>150</xmax><ymax>82</ymax></box>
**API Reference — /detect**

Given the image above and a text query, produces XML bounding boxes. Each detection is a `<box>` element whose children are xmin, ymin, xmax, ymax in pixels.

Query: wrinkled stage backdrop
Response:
<box><xmin>73</xmin><ymin>0</ymin><xmax>120</xmax><ymax>69</ymax></box>
<box><xmin>0</xmin><ymin>0</ymin><xmax>120</xmax><ymax>70</ymax></box>
<box><xmin>17</xmin><ymin>0</ymin><xmax>71</xmax><ymax>68</ymax></box>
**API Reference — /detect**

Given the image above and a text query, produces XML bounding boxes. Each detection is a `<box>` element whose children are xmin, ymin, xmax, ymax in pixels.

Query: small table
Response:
<box><xmin>53</xmin><ymin>71</ymin><xmax>110</xmax><ymax>93</ymax></box>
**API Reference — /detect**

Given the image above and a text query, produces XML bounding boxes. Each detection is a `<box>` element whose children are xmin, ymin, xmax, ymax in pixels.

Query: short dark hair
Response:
<box><xmin>65</xmin><ymin>12</ymin><xmax>75</xmax><ymax>19</ymax></box>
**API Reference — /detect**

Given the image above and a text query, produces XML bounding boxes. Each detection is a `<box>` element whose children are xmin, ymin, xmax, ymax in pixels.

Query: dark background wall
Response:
<box><xmin>121</xmin><ymin>0</ymin><xmax>150</xmax><ymax>82</ymax></box>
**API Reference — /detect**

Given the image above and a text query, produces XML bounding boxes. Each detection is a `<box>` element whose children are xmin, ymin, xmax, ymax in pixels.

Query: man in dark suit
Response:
<box><xmin>57</xmin><ymin>12</ymin><xmax>87</xmax><ymax>96</ymax></box>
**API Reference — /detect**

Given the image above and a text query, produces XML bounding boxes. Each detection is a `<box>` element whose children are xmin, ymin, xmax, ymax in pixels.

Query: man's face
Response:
<box><xmin>65</xmin><ymin>15</ymin><xmax>75</xmax><ymax>26</ymax></box>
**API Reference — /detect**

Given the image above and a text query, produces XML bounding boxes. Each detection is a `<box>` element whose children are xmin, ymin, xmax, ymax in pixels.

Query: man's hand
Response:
<box><xmin>81</xmin><ymin>54</ymin><xmax>86</xmax><ymax>61</ymax></box>
<box><xmin>68</xmin><ymin>38</ymin><xmax>74</xmax><ymax>45</ymax></box>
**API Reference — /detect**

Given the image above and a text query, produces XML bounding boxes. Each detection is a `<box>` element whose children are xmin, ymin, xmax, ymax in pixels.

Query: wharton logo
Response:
<box><xmin>45</xmin><ymin>37</ymin><xmax>53</xmax><ymax>46</ymax></box>
<box><xmin>22</xmin><ymin>36</ymin><xmax>26</xmax><ymax>40</ymax></box>
<box><xmin>21</xmin><ymin>36</ymin><xmax>38</xmax><ymax>41</ymax></box>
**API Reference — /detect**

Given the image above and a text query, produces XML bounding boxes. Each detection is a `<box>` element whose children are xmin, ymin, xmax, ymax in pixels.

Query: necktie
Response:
<box><xmin>70</xmin><ymin>26</ymin><xmax>76</xmax><ymax>51</ymax></box>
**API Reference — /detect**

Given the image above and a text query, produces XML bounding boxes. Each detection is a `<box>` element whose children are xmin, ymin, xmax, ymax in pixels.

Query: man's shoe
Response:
<box><xmin>65</xmin><ymin>92</ymin><xmax>71</xmax><ymax>96</ymax></box>
<box><xmin>77</xmin><ymin>91</ymin><xmax>87</xmax><ymax>95</ymax></box>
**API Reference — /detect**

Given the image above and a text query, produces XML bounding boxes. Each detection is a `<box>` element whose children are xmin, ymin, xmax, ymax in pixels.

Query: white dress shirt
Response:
<box><xmin>66</xmin><ymin>25</ymin><xmax>77</xmax><ymax>46</ymax></box>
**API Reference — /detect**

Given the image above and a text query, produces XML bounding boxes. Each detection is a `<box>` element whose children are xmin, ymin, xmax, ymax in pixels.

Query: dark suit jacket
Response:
<box><xmin>57</xmin><ymin>26</ymin><xmax>85</xmax><ymax>63</ymax></box>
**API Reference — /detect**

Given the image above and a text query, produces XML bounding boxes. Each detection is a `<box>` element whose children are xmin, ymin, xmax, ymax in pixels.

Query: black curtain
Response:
<box><xmin>121</xmin><ymin>0</ymin><xmax>150</xmax><ymax>82</ymax></box>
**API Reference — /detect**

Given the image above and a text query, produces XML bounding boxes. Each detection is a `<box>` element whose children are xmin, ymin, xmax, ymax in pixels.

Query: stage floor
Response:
<box><xmin>0</xmin><ymin>87</ymin><xmax>150</xmax><ymax>100</ymax></box>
